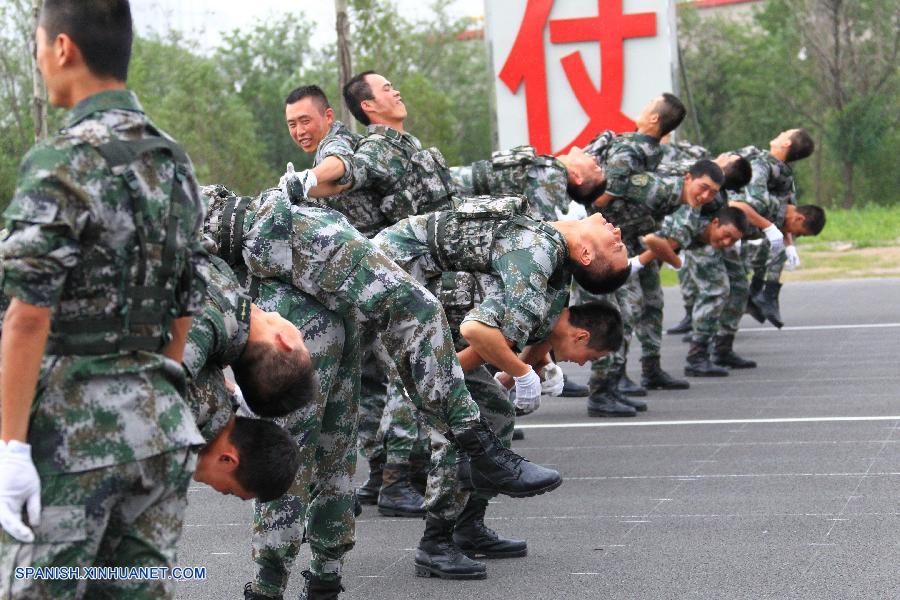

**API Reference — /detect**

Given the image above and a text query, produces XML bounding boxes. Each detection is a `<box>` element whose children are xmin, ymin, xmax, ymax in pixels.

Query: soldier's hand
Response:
<box><xmin>279</xmin><ymin>163</ymin><xmax>319</xmax><ymax>202</ymax></box>
<box><xmin>785</xmin><ymin>245</ymin><xmax>801</xmax><ymax>270</ymax></box>
<box><xmin>762</xmin><ymin>224</ymin><xmax>785</xmax><ymax>252</ymax></box>
<box><xmin>0</xmin><ymin>440</ymin><xmax>41</xmax><ymax>543</ymax></box>
<box><xmin>540</xmin><ymin>362</ymin><xmax>565</xmax><ymax>397</ymax></box>
<box><xmin>629</xmin><ymin>256</ymin><xmax>644</xmax><ymax>276</ymax></box>
<box><xmin>512</xmin><ymin>367</ymin><xmax>542</xmax><ymax>415</ymax></box>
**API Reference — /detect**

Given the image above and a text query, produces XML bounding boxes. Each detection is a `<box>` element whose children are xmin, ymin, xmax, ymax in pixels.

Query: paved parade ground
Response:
<box><xmin>175</xmin><ymin>277</ymin><xmax>900</xmax><ymax>599</ymax></box>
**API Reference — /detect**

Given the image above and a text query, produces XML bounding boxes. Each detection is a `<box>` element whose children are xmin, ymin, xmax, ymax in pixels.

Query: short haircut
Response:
<box><xmin>797</xmin><ymin>205</ymin><xmax>826</xmax><ymax>235</ymax></box>
<box><xmin>40</xmin><ymin>0</ymin><xmax>133</xmax><ymax>82</ymax></box>
<box><xmin>568</xmin><ymin>178</ymin><xmax>608</xmax><ymax>207</ymax></box>
<box><xmin>722</xmin><ymin>155</ymin><xmax>752</xmax><ymax>191</ymax></box>
<box><xmin>656</xmin><ymin>93</ymin><xmax>687</xmax><ymax>137</ymax></box>
<box><xmin>343</xmin><ymin>70</ymin><xmax>377</xmax><ymax>126</ymax></box>
<box><xmin>285</xmin><ymin>84</ymin><xmax>331</xmax><ymax>112</ymax></box>
<box><xmin>572</xmin><ymin>259</ymin><xmax>630</xmax><ymax>295</ymax></box>
<box><xmin>230</xmin><ymin>417</ymin><xmax>301</xmax><ymax>502</ymax></box>
<box><xmin>715</xmin><ymin>206</ymin><xmax>749</xmax><ymax>235</ymax></box>
<box><xmin>688</xmin><ymin>159</ymin><xmax>724</xmax><ymax>186</ymax></box>
<box><xmin>568</xmin><ymin>301</ymin><xmax>623</xmax><ymax>352</ymax></box>
<box><xmin>232</xmin><ymin>341</ymin><xmax>316</xmax><ymax>418</ymax></box>
<box><xmin>787</xmin><ymin>129</ymin><xmax>815</xmax><ymax>162</ymax></box>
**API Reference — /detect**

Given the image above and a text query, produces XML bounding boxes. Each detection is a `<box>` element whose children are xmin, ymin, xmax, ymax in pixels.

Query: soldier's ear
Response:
<box><xmin>217</xmin><ymin>448</ymin><xmax>240</xmax><ymax>472</ymax></box>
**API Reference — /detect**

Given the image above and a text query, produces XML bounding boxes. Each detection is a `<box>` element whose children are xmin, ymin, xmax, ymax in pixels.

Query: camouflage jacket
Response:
<box><xmin>183</xmin><ymin>256</ymin><xmax>252</xmax><ymax>443</ymax></box>
<box><xmin>657</xmin><ymin>204</ymin><xmax>707</xmax><ymax>252</ymax></box>
<box><xmin>587</xmin><ymin>131</ymin><xmax>662</xmax><ymax>198</ymax></box>
<box><xmin>374</xmin><ymin>197</ymin><xmax>571</xmax><ymax>350</ymax></box>
<box><xmin>346</xmin><ymin>125</ymin><xmax>456</xmax><ymax>224</ymax></box>
<box><xmin>603</xmin><ymin>172</ymin><xmax>686</xmax><ymax>254</ymax></box>
<box><xmin>659</xmin><ymin>140</ymin><xmax>709</xmax><ymax>166</ymax></box>
<box><xmin>735</xmin><ymin>146</ymin><xmax>795</xmax><ymax>227</ymax></box>
<box><xmin>0</xmin><ymin>90</ymin><xmax>207</xmax><ymax>473</ymax></box>
<box><xmin>450</xmin><ymin>145</ymin><xmax>568</xmax><ymax>220</ymax></box>
<box><xmin>308</xmin><ymin>121</ymin><xmax>386</xmax><ymax>238</ymax></box>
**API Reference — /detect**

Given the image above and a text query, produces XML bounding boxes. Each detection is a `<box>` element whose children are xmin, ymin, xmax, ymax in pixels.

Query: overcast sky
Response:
<box><xmin>130</xmin><ymin>0</ymin><xmax>485</xmax><ymax>50</ymax></box>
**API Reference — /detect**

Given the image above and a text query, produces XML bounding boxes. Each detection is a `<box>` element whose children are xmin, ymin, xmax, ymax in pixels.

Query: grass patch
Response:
<box><xmin>795</xmin><ymin>205</ymin><xmax>900</xmax><ymax>251</ymax></box>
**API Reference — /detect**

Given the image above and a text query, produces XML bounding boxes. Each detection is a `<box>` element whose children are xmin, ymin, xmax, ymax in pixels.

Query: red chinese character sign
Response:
<box><xmin>485</xmin><ymin>0</ymin><xmax>676</xmax><ymax>154</ymax></box>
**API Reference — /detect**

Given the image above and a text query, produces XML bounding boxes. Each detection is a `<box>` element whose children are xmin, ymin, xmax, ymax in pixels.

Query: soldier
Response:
<box><xmin>184</xmin><ymin>256</ymin><xmax>307</xmax><ymax>501</ymax></box>
<box><xmin>734</xmin><ymin>129</ymin><xmax>816</xmax><ymax>328</ymax></box>
<box><xmin>581</xmin><ymin>93</ymin><xmax>688</xmax><ymax>415</ymax></box>
<box><xmin>449</xmin><ymin>145</ymin><xmax>606</xmax><ymax>220</ymax></box>
<box><xmin>374</xmin><ymin>196</ymin><xmax>627</xmax><ymax>579</ymax></box>
<box><xmin>208</xmin><ymin>187</ymin><xmax>566</xmax><ymax>598</ymax></box>
<box><xmin>0</xmin><ymin>2</ymin><xmax>208</xmax><ymax>598</ymax></box>
<box><xmin>283</xmin><ymin>84</ymin><xmax>423</xmax><ymax>518</ymax></box>
<box><xmin>637</xmin><ymin>206</ymin><xmax>750</xmax><ymax>376</ymax></box>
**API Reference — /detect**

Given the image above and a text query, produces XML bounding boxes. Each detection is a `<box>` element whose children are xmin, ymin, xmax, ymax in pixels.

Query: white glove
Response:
<box><xmin>512</xmin><ymin>367</ymin><xmax>542</xmax><ymax>415</ymax></box>
<box><xmin>785</xmin><ymin>245</ymin><xmax>800</xmax><ymax>271</ymax></box>
<box><xmin>555</xmin><ymin>200</ymin><xmax>588</xmax><ymax>221</ymax></box>
<box><xmin>762</xmin><ymin>224</ymin><xmax>785</xmax><ymax>252</ymax></box>
<box><xmin>629</xmin><ymin>256</ymin><xmax>644</xmax><ymax>276</ymax></box>
<box><xmin>0</xmin><ymin>441</ymin><xmax>41</xmax><ymax>543</ymax></box>
<box><xmin>278</xmin><ymin>162</ymin><xmax>318</xmax><ymax>201</ymax></box>
<box><xmin>733</xmin><ymin>239</ymin><xmax>742</xmax><ymax>252</ymax></box>
<box><xmin>540</xmin><ymin>362</ymin><xmax>565</xmax><ymax>397</ymax></box>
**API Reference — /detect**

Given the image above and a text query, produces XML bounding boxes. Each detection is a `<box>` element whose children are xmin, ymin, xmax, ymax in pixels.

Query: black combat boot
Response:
<box><xmin>243</xmin><ymin>582</ymin><xmax>282</xmax><ymax>600</ymax></box>
<box><xmin>712</xmin><ymin>334</ymin><xmax>757</xmax><ymax>369</ymax></box>
<box><xmin>356</xmin><ymin>455</ymin><xmax>384</xmax><ymax>505</ymax></box>
<box><xmin>453</xmin><ymin>496</ymin><xmax>527</xmax><ymax>559</ymax></box>
<box><xmin>353</xmin><ymin>493</ymin><xmax>362</xmax><ymax>517</ymax></box>
<box><xmin>586</xmin><ymin>378</ymin><xmax>637</xmax><ymax>417</ymax></box>
<box><xmin>377</xmin><ymin>464</ymin><xmax>425</xmax><ymax>517</ymax></box>
<box><xmin>453</xmin><ymin>419</ymin><xmax>562</xmax><ymax>498</ymax></box>
<box><xmin>684</xmin><ymin>341</ymin><xmax>729</xmax><ymax>377</ymax></box>
<box><xmin>297</xmin><ymin>571</ymin><xmax>343</xmax><ymax>600</ymax></box>
<box><xmin>512</xmin><ymin>429</ymin><xmax>525</xmax><ymax>441</ymax></box>
<box><xmin>641</xmin><ymin>356</ymin><xmax>691</xmax><ymax>390</ymax></box>
<box><xmin>415</xmin><ymin>516</ymin><xmax>487</xmax><ymax>579</ymax></box>
<box><xmin>752</xmin><ymin>282</ymin><xmax>784</xmax><ymax>328</ymax></box>
<box><xmin>559</xmin><ymin>374</ymin><xmax>590</xmax><ymax>397</ymax></box>
<box><xmin>745</xmin><ymin>277</ymin><xmax>766</xmax><ymax>323</ymax></box>
<box><xmin>617</xmin><ymin>373</ymin><xmax>647</xmax><ymax>397</ymax></box>
<box><xmin>666</xmin><ymin>309</ymin><xmax>693</xmax><ymax>335</ymax></box>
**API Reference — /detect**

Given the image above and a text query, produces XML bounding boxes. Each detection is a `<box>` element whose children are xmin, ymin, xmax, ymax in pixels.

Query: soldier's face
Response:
<box><xmin>770</xmin><ymin>129</ymin><xmax>797</xmax><ymax>153</ymax></box>
<box><xmin>552</xmin><ymin>328</ymin><xmax>607</xmax><ymax>366</ymax></box>
<box><xmin>634</xmin><ymin>96</ymin><xmax>663</xmax><ymax>132</ymax></box>
<box><xmin>709</xmin><ymin>222</ymin><xmax>742</xmax><ymax>249</ymax></box>
<box><xmin>362</xmin><ymin>74</ymin><xmax>407</xmax><ymax>123</ymax></box>
<box><xmin>35</xmin><ymin>27</ymin><xmax>63</xmax><ymax>106</ymax></box>
<box><xmin>194</xmin><ymin>453</ymin><xmax>254</xmax><ymax>500</ymax></box>
<box><xmin>566</xmin><ymin>146</ymin><xmax>605</xmax><ymax>190</ymax></box>
<box><xmin>684</xmin><ymin>174</ymin><xmax>721</xmax><ymax>208</ymax></box>
<box><xmin>286</xmin><ymin>97</ymin><xmax>334</xmax><ymax>153</ymax></box>
<box><xmin>583</xmin><ymin>213</ymin><xmax>627</xmax><ymax>270</ymax></box>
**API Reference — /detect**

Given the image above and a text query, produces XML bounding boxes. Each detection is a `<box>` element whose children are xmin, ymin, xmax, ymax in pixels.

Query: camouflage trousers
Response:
<box><xmin>581</xmin><ymin>262</ymin><xmax>663</xmax><ymax>389</ymax></box>
<box><xmin>683</xmin><ymin>246</ymin><xmax>729</xmax><ymax>346</ymax></box>
<box><xmin>0</xmin><ymin>449</ymin><xmax>195</xmax><ymax>600</ymax></box>
<box><xmin>676</xmin><ymin>255</ymin><xmax>698</xmax><ymax>313</ymax></box>
<box><xmin>250</xmin><ymin>281</ymin><xmax>359</xmax><ymax>595</ymax></box>
<box><xmin>423</xmin><ymin>366</ymin><xmax>515</xmax><ymax>520</ymax></box>
<box><xmin>718</xmin><ymin>242</ymin><xmax>753</xmax><ymax>335</ymax></box>
<box><xmin>357</xmin><ymin>340</ymin><xmax>419</xmax><ymax>467</ymax></box>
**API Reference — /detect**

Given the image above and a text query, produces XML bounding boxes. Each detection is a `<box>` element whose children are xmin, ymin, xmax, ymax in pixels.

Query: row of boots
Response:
<box><xmin>587</xmin><ymin>357</ymin><xmax>689</xmax><ymax>417</ymax></box>
<box><xmin>357</xmin><ymin>456</ymin><xmax>427</xmax><ymax>517</ymax></box>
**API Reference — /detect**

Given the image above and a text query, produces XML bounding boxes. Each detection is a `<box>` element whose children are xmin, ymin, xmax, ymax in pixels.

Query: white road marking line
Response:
<box><xmin>517</xmin><ymin>415</ymin><xmax>900</xmax><ymax>430</ymax></box>
<box><xmin>571</xmin><ymin>572</ymin><xmax>601</xmax><ymax>575</ymax></box>
<box><xmin>566</xmin><ymin>472</ymin><xmax>900</xmax><ymax>481</ymax></box>
<box><xmin>210</xmin><ymin>552</ymin><xmax>233</xmax><ymax>555</ymax></box>
<box><xmin>740</xmin><ymin>322</ymin><xmax>900</xmax><ymax>332</ymax></box>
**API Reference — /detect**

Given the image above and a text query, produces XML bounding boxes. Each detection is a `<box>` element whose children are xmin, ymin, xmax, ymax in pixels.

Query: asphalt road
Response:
<box><xmin>175</xmin><ymin>277</ymin><xmax>900</xmax><ymax>599</ymax></box>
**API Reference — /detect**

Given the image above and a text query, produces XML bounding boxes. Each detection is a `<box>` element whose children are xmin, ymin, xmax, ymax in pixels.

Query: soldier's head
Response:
<box><xmin>783</xmin><ymin>204</ymin><xmax>826</xmax><ymax>237</ymax></box>
<box><xmin>715</xmin><ymin>153</ymin><xmax>752</xmax><ymax>191</ymax></box>
<box><xmin>548</xmin><ymin>302</ymin><xmax>623</xmax><ymax>365</ymax></box>
<box><xmin>705</xmin><ymin>206</ymin><xmax>748</xmax><ymax>249</ymax></box>
<box><xmin>564</xmin><ymin>212</ymin><xmax>630</xmax><ymax>294</ymax></box>
<box><xmin>285</xmin><ymin>85</ymin><xmax>335</xmax><ymax>154</ymax></box>
<box><xmin>37</xmin><ymin>0</ymin><xmax>133</xmax><ymax>108</ymax></box>
<box><xmin>770</xmin><ymin>128</ymin><xmax>815</xmax><ymax>163</ymax></box>
<box><xmin>635</xmin><ymin>93</ymin><xmax>686</xmax><ymax>139</ymax></box>
<box><xmin>343</xmin><ymin>71</ymin><xmax>407</xmax><ymax>128</ymax></box>
<box><xmin>194</xmin><ymin>416</ymin><xmax>301</xmax><ymax>502</ymax></box>
<box><xmin>560</xmin><ymin>146</ymin><xmax>607</xmax><ymax>206</ymax></box>
<box><xmin>682</xmin><ymin>160</ymin><xmax>724</xmax><ymax>208</ymax></box>
<box><xmin>232</xmin><ymin>305</ymin><xmax>316</xmax><ymax>418</ymax></box>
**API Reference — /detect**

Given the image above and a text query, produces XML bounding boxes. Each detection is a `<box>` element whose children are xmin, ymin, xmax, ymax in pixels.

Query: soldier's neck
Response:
<box><xmin>62</xmin><ymin>76</ymin><xmax>127</xmax><ymax>109</ymax></box>
<box><xmin>370</xmin><ymin>117</ymin><xmax>405</xmax><ymax>133</ymax></box>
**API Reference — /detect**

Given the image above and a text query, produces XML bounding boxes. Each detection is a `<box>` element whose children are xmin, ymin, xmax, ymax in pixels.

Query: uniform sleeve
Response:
<box><xmin>602</xmin><ymin>145</ymin><xmax>643</xmax><ymax>197</ymax></box>
<box><xmin>344</xmin><ymin>137</ymin><xmax>394</xmax><ymax>194</ymax></box>
<box><xmin>743</xmin><ymin>157</ymin><xmax>774</xmax><ymax>217</ymax></box>
<box><xmin>176</xmin><ymin>172</ymin><xmax>210</xmax><ymax>317</ymax></box>
<box><xmin>527</xmin><ymin>163</ymin><xmax>569</xmax><ymax>220</ymax></box>
<box><xmin>0</xmin><ymin>144</ymin><xmax>84</xmax><ymax>308</ymax></box>
<box><xmin>316</xmin><ymin>132</ymin><xmax>358</xmax><ymax>187</ymax></box>
<box><xmin>489</xmin><ymin>247</ymin><xmax>554</xmax><ymax>348</ymax></box>
<box><xmin>657</xmin><ymin>206</ymin><xmax>701</xmax><ymax>250</ymax></box>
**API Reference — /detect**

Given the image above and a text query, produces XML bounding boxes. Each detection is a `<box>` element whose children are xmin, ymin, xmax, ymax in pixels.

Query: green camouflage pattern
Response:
<box><xmin>0</xmin><ymin>448</ymin><xmax>195</xmax><ymax>600</ymax></box>
<box><xmin>718</xmin><ymin>242</ymin><xmax>752</xmax><ymax>335</ymax></box>
<box><xmin>659</xmin><ymin>140</ymin><xmax>709</xmax><ymax>166</ymax></box>
<box><xmin>450</xmin><ymin>145</ymin><xmax>570</xmax><ymax>220</ymax></box>
<box><xmin>249</xmin><ymin>278</ymin><xmax>359</xmax><ymax>593</ymax></box>
<box><xmin>587</xmin><ymin>131</ymin><xmax>662</xmax><ymax>199</ymax></box>
<box><xmin>0</xmin><ymin>90</ymin><xmax>206</xmax><ymax>475</ymax></box>
<box><xmin>657</xmin><ymin>205</ymin><xmax>706</xmax><ymax>252</ymax></box>
<box><xmin>683</xmin><ymin>245</ymin><xmax>729</xmax><ymax>345</ymax></box>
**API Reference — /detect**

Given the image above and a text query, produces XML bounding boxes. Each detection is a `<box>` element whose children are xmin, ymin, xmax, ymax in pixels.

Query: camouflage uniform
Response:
<box><xmin>450</xmin><ymin>145</ymin><xmax>570</xmax><ymax>220</ymax></box>
<box><xmin>374</xmin><ymin>196</ymin><xmax>571</xmax><ymax>519</ymax></box>
<box><xmin>0</xmin><ymin>90</ymin><xmax>207</xmax><ymax>600</ymax></box>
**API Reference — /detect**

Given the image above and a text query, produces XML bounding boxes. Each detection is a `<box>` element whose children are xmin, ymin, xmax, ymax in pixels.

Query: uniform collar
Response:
<box><xmin>624</xmin><ymin>132</ymin><xmax>660</xmax><ymax>146</ymax></box>
<box><xmin>66</xmin><ymin>89</ymin><xmax>143</xmax><ymax>128</ymax></box>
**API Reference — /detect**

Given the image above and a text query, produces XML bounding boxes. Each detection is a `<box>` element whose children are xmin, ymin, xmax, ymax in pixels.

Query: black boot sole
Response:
<box><xmin>472</xmin><ymin>476</ymin><xmax>563</xmax><ymax>499</ymax></box>
<box><xmin>684</xmin><ymin>367</ymin><xmax>729</xmax><ymax>377</ymax></box>
<box><xmin>459</xmin><ymin>547</ymin><xmax>528</xmax><ymax>559</ymax></box>
<box><xmin>642</xmin><ymin>382</ymin><xmax>691</xmax><ymax>390</ymax></box>
<box><xmin>713</xmin><ymin>359</ymin><xmax>756</xmax><ymax>369</ymax></box>
<box><xmin>356</xmin><ymin>492</ymin><xmax>378</xmax><ymax>505</ymax></box>
<box><xmin>587</xmin><ymin>409</ymin><xmax>637</xmax><ymax>417</ymax></box>
<box><xmin>666</xmin><ymin>325</ymin><xmax>692</xmax><ymax>335</ymax></box>
<box><xmin>378</xmin><ymin>506</ymin><xmax>425</xmax><ymax>517</ymax></box>
<box><xmin>414</xmin><ymin>562</ymin><xmax>487</xmax><ymax>580</ymax></box>
<box><xmin>618</xmin><ymin>388</ymin><xmax>648</xmax><ymax>397</ymax></box>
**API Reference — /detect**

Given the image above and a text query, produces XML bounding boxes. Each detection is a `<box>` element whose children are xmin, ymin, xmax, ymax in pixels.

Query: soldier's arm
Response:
<box><xmin>459</xmin><ymin>320</ymin><xmax>530</xmax><ymax>378</ymax></box>
<box><xmin>743</xmin><ymin>158</ymin><xmax>774</xmax><ymax>215</ymax></box>
<box><xmin>0</xmin><ymin>299</ymin><xmax>49</xmax><ymax>442</ymax></box>
<box><xmin>728</xmin><ymin>200</ymin><xmax>773</xmax><ymax>230</ymax></box>
<box><xmin>307</xmin><ymin>156</ymin><xmax>351</xmax><ymax>197</ymax></box>
<box><xmin>163</xmin><ymin>316</ymin><xmax>193</xmax><ymax>364</ymax></box>
<box><xmin>641</xmin><ymin>234</ymin><xmax>682</xmax><ymax>269</ymax></box>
